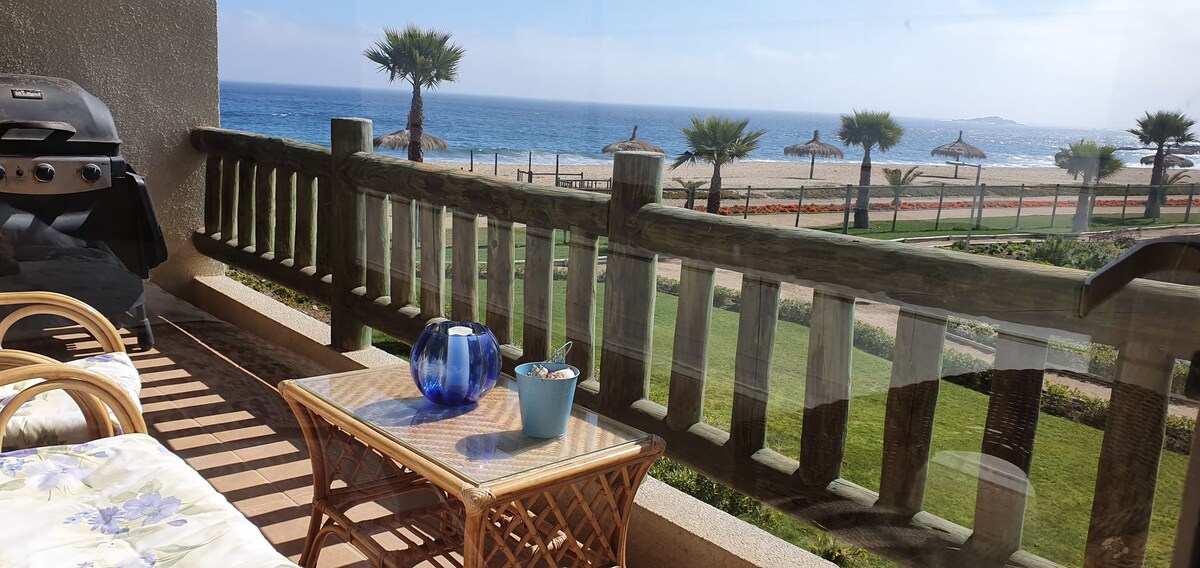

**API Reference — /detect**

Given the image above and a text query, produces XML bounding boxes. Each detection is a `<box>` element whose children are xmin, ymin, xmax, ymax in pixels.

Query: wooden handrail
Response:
<box><xmin>341</xmin><ymin>151</ymin><xmax>610</xmax><ymax>235</ymax></box>
<box><xmin>622</xmin><ymin>202</ymin><xmax>1200</xmax><ymax>359</ymax></box>
<box><xmin>192</xmin><ymin>127</ymin><xmax>330</xmax><ymax>177</ymax></box>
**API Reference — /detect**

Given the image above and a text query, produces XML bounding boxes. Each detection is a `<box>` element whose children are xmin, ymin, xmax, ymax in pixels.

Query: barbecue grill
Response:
<box><xmin>0</xmin><ymin>74</ymin><xmax>167</xmax><ymax>349</ymax></box>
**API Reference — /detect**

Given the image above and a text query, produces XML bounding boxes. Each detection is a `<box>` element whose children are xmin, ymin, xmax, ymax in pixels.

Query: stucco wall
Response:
<box><xmin>0</xmin><ymin>0</ymin><xmax>222</xmax><ymax>294</ymax></box>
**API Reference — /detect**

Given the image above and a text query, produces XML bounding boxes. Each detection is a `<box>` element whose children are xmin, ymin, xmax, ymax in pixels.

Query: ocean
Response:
<box><xmin>220</xmin><ymin>81</ymin><xmax>1147</xmax><ymax>169</ymax></box>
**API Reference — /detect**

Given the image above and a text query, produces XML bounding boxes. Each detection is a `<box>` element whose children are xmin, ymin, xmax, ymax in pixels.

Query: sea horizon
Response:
<box><xmin>220</xmin><ymin>80</ymin><xmax>1150</xmax><ymax>169</ymax></box>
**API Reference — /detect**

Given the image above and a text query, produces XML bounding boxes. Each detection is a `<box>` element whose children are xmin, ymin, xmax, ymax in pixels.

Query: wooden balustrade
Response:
<box><xmin>565</xmin><ymin>230</ymin><xmax>599</xmax><ymax>380</ymax></box>
<box><xmin>389</xmin><ymin>195</ymin><xmax>416</xmax><ymax>307</ymax></box>
<box><xmin>486</xmin><ymin>220</ymin><xmax>516</xmax><ymax>345</ymax></box>
<box><xmin>274</xmin><ymin>168</ymin><xmax>295</xmax><ymax>264</ymax></box>
<box><xmin>450</xmin><ymin>211</ymin><xmax>479</xmax><ymax>321</ymax></box>
<box><xmin>190</xmin><ymin>123</ymin><xmax>1199</xmax><ymax>568</ymax></box>
<box><xmin>521</xmin><ymin>225</ymin><xmax>554</xmax><ymax>361</ymax></box>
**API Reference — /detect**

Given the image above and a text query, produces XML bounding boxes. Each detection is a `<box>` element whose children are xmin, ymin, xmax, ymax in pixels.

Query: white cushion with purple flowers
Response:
<box><xmin>0</xmin><ymin>351</ymin><xmax>142</xmax><ymax>449</ymax></box>
<box><xmin>0</xmin><ymin>433</ymin><xmax>297</xmax><ymax>567</ymax></box>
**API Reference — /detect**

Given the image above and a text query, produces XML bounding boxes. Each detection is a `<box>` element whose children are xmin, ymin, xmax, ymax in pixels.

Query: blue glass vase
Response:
<box><xmin>409</xmin><ymin>321</ymin><xmax>501</xmax><ymax>406</ymax></box>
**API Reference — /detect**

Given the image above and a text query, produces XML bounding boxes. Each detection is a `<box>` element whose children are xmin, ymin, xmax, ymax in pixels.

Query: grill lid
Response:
<box><xmin>0</xmin><ymin>74</ymin><xmax>120</xmax><ymax>156</ymax></box>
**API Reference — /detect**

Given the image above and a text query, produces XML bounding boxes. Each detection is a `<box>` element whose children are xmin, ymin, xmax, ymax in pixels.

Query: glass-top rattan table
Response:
<box><xmin>280</xmin><ymin>365</ymin><xmax>664</xmax><ymax>567</ymax></box>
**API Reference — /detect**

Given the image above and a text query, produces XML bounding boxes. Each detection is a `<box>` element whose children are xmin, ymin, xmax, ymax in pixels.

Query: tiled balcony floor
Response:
<box><xmin>8</xmin><ymin>285</ymin><xmax>371</xmax><ymax>567</ymax></box>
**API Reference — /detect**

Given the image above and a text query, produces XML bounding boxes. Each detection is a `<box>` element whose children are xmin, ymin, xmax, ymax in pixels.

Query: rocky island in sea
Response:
<box><xmin>953</xmin><ymin>116</ymin><xmax>1020</xmax><ymax>125</ymax></box>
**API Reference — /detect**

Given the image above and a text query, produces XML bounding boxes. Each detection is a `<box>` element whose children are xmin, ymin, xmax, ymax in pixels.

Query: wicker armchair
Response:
<box><xmin>0</xmin><ymin>291</ymin><xmax>141</xmax><ymax>449</ymax></box>
<box><xmin>0</xmin><ymin>364</ymin><xmax>298</xmax><ymax>567</ymax></box>
<box><xmin>0</xmin><ymin>290</ymin><xmax>126</xmax><ymax>354</ymax></box>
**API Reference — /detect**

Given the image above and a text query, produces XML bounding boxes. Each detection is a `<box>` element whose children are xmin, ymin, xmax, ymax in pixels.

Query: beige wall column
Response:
<box><xmin>0</xmin><ymin>0</ymin><xmax>222</xmax><ymax>295</ymax></box>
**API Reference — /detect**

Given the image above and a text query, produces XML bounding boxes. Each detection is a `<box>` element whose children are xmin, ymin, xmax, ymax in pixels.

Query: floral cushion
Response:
<box><xmin>0</xmin><ymin>352</ymin><xmax>142</xmax><ymax>449</ymax></box>
<box><xmin>0</xmin><ymin>433</ymin><xmax>297</xmax><ymax>567</ymax></box>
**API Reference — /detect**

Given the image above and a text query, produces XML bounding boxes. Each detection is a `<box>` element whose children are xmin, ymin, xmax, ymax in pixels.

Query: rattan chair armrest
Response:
<box><xmin>0</xmin><ymin>349</ymin><xmax>59</xmax><ymax>370</ymax></box>
<box><xmin>0</xmin><ymin>291</ymin><xmax>125</xmax><ymax>353</ymax></box>
<box><xmin>0</xmin><ymin>363</ymin><xmax>146</xmax><ymax>447</ymax></box>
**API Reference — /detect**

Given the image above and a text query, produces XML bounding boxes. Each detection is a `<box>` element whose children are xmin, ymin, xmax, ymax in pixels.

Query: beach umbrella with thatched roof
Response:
<box><xmin>373</xmin><ymin>129</ymin><xmax>449</xmax><ymax>153</ymax></box>
<box><xmin>1141</xmin><ymin>153</ymin><xmax>1194</xmax><ymax>169</ymax></box>
<box><xmin>783</xmin><ymin>130</ymin><xmax>844</xmax><ymax>179</ymax></box>
<box><xmin>931</xmin><ymin>130</ymin><xmax>987</xmax><ymax>178</ymax></box>
<box><xmin>601</xmin><ymin>126</ymin><xmax>665</xmax><ymax>154</ymax></box>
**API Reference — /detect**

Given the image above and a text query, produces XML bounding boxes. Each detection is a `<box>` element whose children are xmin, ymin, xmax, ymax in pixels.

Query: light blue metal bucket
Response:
<box><xmin>514</xmin><ymin>362</ymin><xmax>580</xmax><ymax>438</ymax></box>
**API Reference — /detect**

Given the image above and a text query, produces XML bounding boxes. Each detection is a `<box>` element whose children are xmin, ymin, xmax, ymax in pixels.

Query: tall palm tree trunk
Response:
<box><xmin>1072</xmin><ymin>181</ymin><xmax>1093</xmax><ymax>233</ymax></box>
<box><xmin>1144</xmin><ymin>144</ymin><xmax>1165</xmax><ymax>218</ymax></box>
<box><xmin>408</xmin><ymin>85</ymin><xmax>425</xmax><ymax>162</ymax></box>
<box><xmin>705</xmin><ymin>164</ymin><xmax>723</xmax><ymax>215</ymax></box>
<box><xmin>854</xmin><ymin>146</ymin><xmax>873</xmax><ymax>228</ymax></box>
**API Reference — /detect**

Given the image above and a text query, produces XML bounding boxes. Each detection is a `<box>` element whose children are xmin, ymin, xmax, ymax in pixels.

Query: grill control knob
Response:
<box><xmin>81</xmin><ymin>164</ymin><xmax>102</xmax><ymax>183</ymax></box>
<box><xmin>0</xmin><ymin>165</ymin><xmax>5</xmax><ymax>180</ymax></box>
<box><xmin>33</xmin><ymin>163</ymin><xmax>55</xmax><ymax>182</ymax></box>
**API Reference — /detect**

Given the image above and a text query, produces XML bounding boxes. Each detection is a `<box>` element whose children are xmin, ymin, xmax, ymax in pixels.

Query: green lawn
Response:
<box><xmin>404</xmin><ymin>277</ymin><xmax>1188</xmax><ymax>567</ymax></box>
<box><xmin>812</xmin><ymin>212</ymin><xmax>1192</xmax><ymax>240</ymax></box>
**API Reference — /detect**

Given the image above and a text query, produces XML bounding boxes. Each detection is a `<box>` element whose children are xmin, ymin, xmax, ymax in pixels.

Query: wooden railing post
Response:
<box><xmin>665</xmin><ymin>259</ymin><xmax>716</xmax><ymax>431</ymax></box>
<box><xmin>565</xmin><ymin>230</ymin><xmax>600</xmax><ymax>379</ymax></box>
<box><xmin>1173</xmin><ymin>409</ymin><xmax>1200</xmax><ymax>568</ymax></box>
<box><xmin>329</xmin><ymin>118</ymin><xmax>371</xmax><ymax>351</ymax></box>
<box><xmin>419</xmin><ymin>201</ymin><xmax>447</xmax><ymax>319</ymax></box>
<box><xmin>363</xmin><ymin>191</ymin><xmax>391</xmax><ymax>301</ymax></box>
<box><xmin>599</xmin><ymin>151</ymin><xmax>662</xmax><ymax>415</ymax></box>
<box><xmin>877</xmin><ymin>309</ymin><xmax>947</xmax><ymax>517</ymax></box>
<box><xmin>799</xmin><ymin>290</ymin><xmax>855</xmax><ymax>486</ymax></box>
<box><xmin>203</xmin><ymin>154</ymin><xmax>221</xmax><ymax>235</ymax></box>
<box><xmin>521</xmin><ymin>225</ymin><xmax>555</xmax><ymax>361</ymax></box>
<box><xmin>730</xmin><ymin>275</ymin><xmax>781</xmax><ymax>463</ymax></box>
<box><xmin>274</xmin><ymin>169</ymin><xmax>295</xmax><ymax>265</ymax></box>
<box><xmin>390</xmin><ymin>196</ymin><xmax>416</xmax><ymax>307</ymax></box>
<box><xmin>1085</xmin><ymin>325</ymin><xmax>1174</xmax><ymax>567</ymax></box>
<box><xmin>220</xmin><ymin>156</ymin><xmax>238</xmax><ymax>243</ymax></box>
<box><xmin>450</xmin><ymin>211</ymin><xmax>479</xmax><ymax>321</ymax></box>
<box><xmin>237</xmin><ymin>159</ymin><xmax>256</xmax><ymax>250</ymax></box>
<box><xmin>964</xmin><ymin>329</ymin><xmax>1048</xmax><ymax>563</ymax></box>
<box><xmin>486</xmin><ymin>220</ymin><xmax>515</xmax><ymax>344</ymax></box>
<box><xmin>294</xmin><ymin>173</ymin><xmax>317</xmax><ymax>271</ymax></box>
<box><xmin>254</xmin><ymin>163</ymin><xmax>275</xmax><ymax>256</ymax></box>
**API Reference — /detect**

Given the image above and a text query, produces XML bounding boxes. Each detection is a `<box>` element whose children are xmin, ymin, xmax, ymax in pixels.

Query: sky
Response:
<box><xmin>217</xmin><ymin>0</ymin><xmax>1199</xmax><ymax>129</ymax></box>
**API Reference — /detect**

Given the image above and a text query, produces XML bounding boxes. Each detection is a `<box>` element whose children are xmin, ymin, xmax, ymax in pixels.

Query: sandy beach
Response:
<box><xmin>432</xmin><ymin>159</ymin><xmax>1169</xmax><ymax>190</ymax></box>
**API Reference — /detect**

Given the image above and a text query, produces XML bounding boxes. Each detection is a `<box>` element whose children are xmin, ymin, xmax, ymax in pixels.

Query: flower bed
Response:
<box><xmin>697</xmin><ymin>197</ymin><xmax>1200</xmax><ymax>216</ymax></box>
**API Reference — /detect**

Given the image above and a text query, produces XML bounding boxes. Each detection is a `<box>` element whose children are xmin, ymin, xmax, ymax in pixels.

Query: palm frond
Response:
<box><xmin>672</xmin><ymin>115</ymin><xmax>764</xmax><ymax>169</ymax></box>
<box><xmin>364</xmin><ymin>25</ymin><xmax>465</xmax><ymax>91</ymax></box>
<box><xmin>1055</xmin><ymin>140</ymin><xmax>1124</xmax><ymax>185</ymax></box>
<box><xmin>1129</xmin><ymin>110</ymin><xmax>1196</xmax><ymax>148</ymax></box>
<box><xmin>837</xmin><ymin>110</ymin><xmax>904</xmax><ymax>153</ymax></box>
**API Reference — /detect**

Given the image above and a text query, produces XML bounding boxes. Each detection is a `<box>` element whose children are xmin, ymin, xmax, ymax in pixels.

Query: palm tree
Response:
<box><xmin>883</xmin><ymin>165</ymin><xmax>922</xmax><ymax>205</ymax></box>
<box><xmin>672</xmin><ymin>177</ymin><xmax>708</xmax><ymax>211</ymax></box>
<box><xmin>837</xmin><ymin>110</ymin><xmax>905</xmax><ymax>228</ymax></box>
<box><xmin>364</xmin><ymin>26</ymin><xmax>465</xmax><ymax>162</ymax></box>
<box><xmin>670</xmin><ymin>116</ymin><xmax>765</xmax><ymax>215</ymax></box>
<box><xmin>883</xmin><ymin>166</ymin><xmax>922</xmax><ymax>232</ymax></box>
<box><xmin>1129</xmin><ymin>111</ymin><xmax>1196</xmax><ymax>218</ymax></box>
<box><xmin>1166</xmin><ymin>170</ymin><xmax>1192</xmax><ymax>186</ymax></box>
<box><xmin>1055</xmin><ymin>140</ymin><xmax>1124</xmax><ymax>232</ymax></box>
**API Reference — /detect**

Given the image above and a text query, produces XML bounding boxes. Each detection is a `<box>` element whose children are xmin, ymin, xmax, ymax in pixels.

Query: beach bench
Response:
<box><xmin>0</xmin><ymin>363</ymin><xmax>297</xmax><ymax>567</ymax></box>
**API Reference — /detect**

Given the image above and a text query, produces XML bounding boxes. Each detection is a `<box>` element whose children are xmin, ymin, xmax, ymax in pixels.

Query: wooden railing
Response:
<box><xmin>191</xmin><ymin>120</ymin><xmax>1200</xmax><ymax>568</ymax></box>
